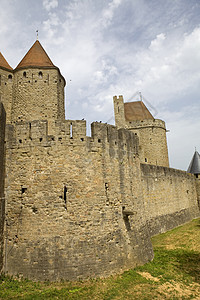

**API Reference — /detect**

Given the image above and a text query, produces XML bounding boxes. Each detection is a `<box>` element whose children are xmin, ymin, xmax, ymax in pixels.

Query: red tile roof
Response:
<box><xmin>124</xmin><ymin>101</ymin><xmax>154</xmax><ymax>121</ymax></box>
<box><xmin>15</xmin><ymin>40</ymin><xmax>56</xmax><ymax>70</ymax></box>
<box><xmin>0</xmin><ymin>52</ymin><xmax>13</xmax><ymax>71</ymax></box>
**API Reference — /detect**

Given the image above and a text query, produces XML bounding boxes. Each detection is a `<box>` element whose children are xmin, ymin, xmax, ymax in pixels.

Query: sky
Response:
<box><xmin>0</xmin><ymin>0</ymin><xmax>200</xmax><ymax>171</ymax></box>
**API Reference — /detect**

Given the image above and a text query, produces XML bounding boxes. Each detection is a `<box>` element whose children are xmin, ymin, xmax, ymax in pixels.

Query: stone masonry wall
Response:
<box><xmin>4</xmin><ymin>120</ymin><xmax>153</xmax><ymax>281</ymax></box>
<box><xmin>195</xmin><ymin>178</ymin><xmax>200</xmax><ymax>210</ymax></box>
<box><xmin>0</xmin><ymin>68</ymin><xmax>13</xmax><ymax>123</ymax></box>
<box><xmin>126</xmin><ymin>120</ymin><xmax>169</xmax><ymax>167</ymax></box>
<box><xmin>0</xmin><ymin>102</ymin><xmax>6</xmax><ymax>272</ymax></box>
<box><xmin>141</xmin><ymin>164</ymin><xmax>200</xmax><ymax>236</ymax></box>
<box><xmin>12</xmin><ymin>68</ymin><xmax>65</xmax><ymax>134</ymax></box>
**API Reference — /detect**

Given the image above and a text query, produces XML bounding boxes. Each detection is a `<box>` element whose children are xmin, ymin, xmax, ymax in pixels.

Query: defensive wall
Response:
<box><xmin>141</xmin><ymin>164</ymin><xmax>200</xmax><ymax>237</ymax></box>
<box><xmin>0</xmin><ymin>103</ymin><xmax>199</xmax><ymax>281</ymax></box>
<box><xmin>4</xmin><ymin>119</ymin><xmax>153</xmax><ymax>281</ymax></box>
<box><xmin>0</xmin><ymin>103</ymin><xmax>6</xmax><ymax>272</ymax></box>
<box><xmin>196</xmin><ymin>178</ymin><xmax>200</xmax><ymax>209</ymax></box>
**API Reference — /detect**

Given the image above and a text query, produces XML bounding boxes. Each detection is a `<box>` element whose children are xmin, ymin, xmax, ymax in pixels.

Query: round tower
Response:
<box><xmin>0</xmin><ymin>52</ymin><xmax>13</xmax><ymax>123</ymax></box>
<box><xmin>12</xmin><ymin>40</ymin><xmax>66</xmax><ymax>134</ymax></box>
<box><xmin>113</xmin><ymin>95</ymin><xmax>169</xmax><ymax>167</ymax></box>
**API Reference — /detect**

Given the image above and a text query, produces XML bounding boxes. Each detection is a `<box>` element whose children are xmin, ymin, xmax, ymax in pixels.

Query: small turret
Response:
<box><xmin>187</xmin><ymin>150</ymin><xmax>200</xmax><ymax>178</ymax></box>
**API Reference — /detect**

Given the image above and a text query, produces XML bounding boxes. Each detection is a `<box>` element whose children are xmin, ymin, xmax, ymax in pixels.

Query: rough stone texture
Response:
<box><xmin>4</xmin><ymin>120</ymin><xmax>153</xmax><ymax>281</ymax></box>
<box><xmin>12</xmin><ymin>68</ymin><xmax>65</xmax><ymax>134</ymax></box>
<box><xmin>0</xmin><ymin>103</ymin><xmax>6</xmax><ymax>272</ymax></box>
<box><xmin>196</xmin><ymin>178</ymin><xmax>200</xmax><ymax>209</ymax></box>
<box><xmin>140</xmin><ymin>164</ymin><xmax>200</xmax><ymax>236</ymax></box>
<box><xmin>113</xmin><ymin>95</ymin><xmax>169</xmax><ymax>167</ymax></box>
<box><xmin>0</xmin><ymin>68</ymin><xmax>13</xmax><ymax>123</ymax></box>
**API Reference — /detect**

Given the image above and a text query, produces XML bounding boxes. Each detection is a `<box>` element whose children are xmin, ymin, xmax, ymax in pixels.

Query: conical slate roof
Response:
<box><xmin>124</xmin><ymin>101</ymin><xmax>154</xmax><ymax>121</ymax></box>
<box><xmin>0</xmin><ymin>52</ymin><xmax>13</xmax><ymax>71</ymax></box>
<box><xmin>15</xmin><ymin>40</ymin><xmax>56</xmax><ymax>70</ymax></box>
<box><xmin>187</xmin><ymin>151</ymin><xmax>200</xmax><ymax>174</ymax></box>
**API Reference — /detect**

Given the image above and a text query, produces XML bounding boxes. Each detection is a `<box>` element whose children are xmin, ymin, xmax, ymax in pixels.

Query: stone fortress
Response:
<box><xmin>0</xmin><ymin>40</ymin><xmax>199</xmax><ymax>281</ymax></box>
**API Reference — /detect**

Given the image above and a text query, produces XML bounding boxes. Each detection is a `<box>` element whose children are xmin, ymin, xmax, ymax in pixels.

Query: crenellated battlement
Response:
<box><xmin>5</xmin><ymin>119</ymin><xmax>139</xmax><ymax>158</ymax></box>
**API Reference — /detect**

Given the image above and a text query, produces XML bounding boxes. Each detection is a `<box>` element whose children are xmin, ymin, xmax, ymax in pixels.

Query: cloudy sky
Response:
<box><xmin>0</xmin><ymin>0</ymin><xmax>200</xmax><ymax>170</ymax></box>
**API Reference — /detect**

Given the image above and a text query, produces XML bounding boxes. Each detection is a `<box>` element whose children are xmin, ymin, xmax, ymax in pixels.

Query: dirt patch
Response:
<box><xmin>137</xmin><ymin>271</ymin><xmax>160</xmax><ymax>282</ymax></box>
<box><xmin>158</xmin><ymin>281</ymin><xmax>200</xmax><ymax>299</ymax></box>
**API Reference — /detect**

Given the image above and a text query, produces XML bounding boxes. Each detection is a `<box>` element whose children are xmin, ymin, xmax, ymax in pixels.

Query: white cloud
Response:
<box><xmin>43</xmin><ymin>0</ymin><xmax>58</xmax><ymax>11</ymax></box>
<box><xmin>102</xmin><ymin>0</ymin><xmax>123</xmax><ymax>27</ymax></box>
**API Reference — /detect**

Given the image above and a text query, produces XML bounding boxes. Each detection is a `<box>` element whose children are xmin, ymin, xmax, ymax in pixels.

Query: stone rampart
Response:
<box><xmin>0</xmin><ymin>102</ymin><xmax>6</xmax><ymax>272</ymax></box>
<box><xmin>4</xmin><ymin>120</ymin><xmax>153</xmax><ymax>281</ymax></box>
<box><xmin>141</xmin><ymin>164</ymin><xmax>200</xmax><ymax>236</ymax></box>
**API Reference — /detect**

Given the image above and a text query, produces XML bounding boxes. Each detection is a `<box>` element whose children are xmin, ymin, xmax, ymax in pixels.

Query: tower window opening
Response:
<box><xmin>145</xmin><ymin>158</ymin><xmax>147</xmax><ymax>162</ymax></box>
<box><xmin>23</xmin><ymin>72</ymin><xmax>27</xmax><ymax>78</ymax></box>
<box><xmin>70</xmin><ymin>123</ymin><xmax>73</xmax><ymax>139</ymax></box>
<box><xmin>195</xmin><ymin>174</ymin><xmax>198</xmax><ymax>178</ymax></box>
<box><xmin>64</xmin><ymin>185</ymin><xmax>67</xmax><ymax>210</ymax></box>
<box><xmin>21</xmin><ymin>187</ymin><xmax>27</xmax><ymax>194</ymax></box>
<box><xmin>8</xmin><ymin>74</ymin><xmax>12</xmax><ymax>81</ymax></box>
<box><xmin>38</xmin><ymin>71</ymin><xmax>43</xmax><ymax>78</ymax></box>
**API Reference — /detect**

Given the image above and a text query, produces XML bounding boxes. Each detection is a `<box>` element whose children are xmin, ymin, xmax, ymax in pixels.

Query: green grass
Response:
<box><xmin>0</xmin><ymin>218</ymin><xmax>200</xmax><ymax>299</ymax></box>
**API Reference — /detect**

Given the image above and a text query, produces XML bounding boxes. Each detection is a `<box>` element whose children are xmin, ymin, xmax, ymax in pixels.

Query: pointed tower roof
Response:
<box><xmin>0</xmin><ymin>52</ymin><xmax>13</xmax><ymax>71</ymax></box>
<box><xmin>15</xmin><ymin>40</ymin><xmax>56</xmax><ymax>70</ymax></box>
<box><xmin>187</xmin><ymin>151</ymin><xmax>200</xmax><ymax>174</ymax></box>
<box><xmin>124</xmin><ymin>101</ymin><xmax>154</xmax><ymax>121</ymax></box>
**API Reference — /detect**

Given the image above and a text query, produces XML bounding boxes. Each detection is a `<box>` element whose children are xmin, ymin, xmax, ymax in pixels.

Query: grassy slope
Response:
<box><xmin>0</xmin><ymin>218</ymin><xmax>200</xmax><ymax>299</ymax></box>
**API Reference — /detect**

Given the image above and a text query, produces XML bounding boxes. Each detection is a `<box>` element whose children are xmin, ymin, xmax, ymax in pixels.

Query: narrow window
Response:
<box><xmin>8</xmin><ymin>74</ymin><xmax>12</xmax><ymax>81</ymax></box>
<box><xmin>145</xmin><ymin>158</ymin><xmax>147</xmax><ymax>162</ymax></box>
<box><xmin>64</xmin><ymin>185</ymin><xmax>67</xmax><ymax>210</ymax></box>
<box><xmin>70</xmin><ymin>123</ymin><xmax>73</xmax><ymax>138</ymax></box>
<box><xmin>38</xmin><ymin>71</ymin><xmax>43</xmax><ymax>78</ymax></box>
<box><xmin>23</xmin><ymin>72</ymin><xmax>27</xmax><ymax>78</ymax></box>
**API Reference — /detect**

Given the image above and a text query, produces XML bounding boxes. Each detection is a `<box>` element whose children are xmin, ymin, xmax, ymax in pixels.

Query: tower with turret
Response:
<box><xmin>113</xmin><ymin>95</ymin><xmax>169</xmax><ymax>167</ymax></box>
<box><xmin>0</xmin><ymin>41</ymin><xmax>66</xmax><ymax>134</ymax></box>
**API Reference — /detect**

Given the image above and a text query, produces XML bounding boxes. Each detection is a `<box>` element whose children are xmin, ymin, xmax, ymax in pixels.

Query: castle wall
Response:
<box><xmin>12</xmin><ymin>68</ymin><xmax>65</xmax><ymax>134</ymax></box>
<box><xmin>0</xmin><ymin>103</ymin><xmax>6</xmax><ymax>272</ymax></box>
<box><xmin>4</xmin><ymin>120</ymin><xmax>153</xmax><ymax>281</ymax></box>
<box><xmin>141</xmin><ymin>164</ymin><xmax>200</xmax><ymax>236</ymax></box>
<box><xmin>0</xmin><ymin>69</ymin><xmax>13</xmax><ymax>123</ymax></box>
<box><xmin>195</xmin><ymin>178</ymin><xmax>200</xmax><ymax>210</ymax></box>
